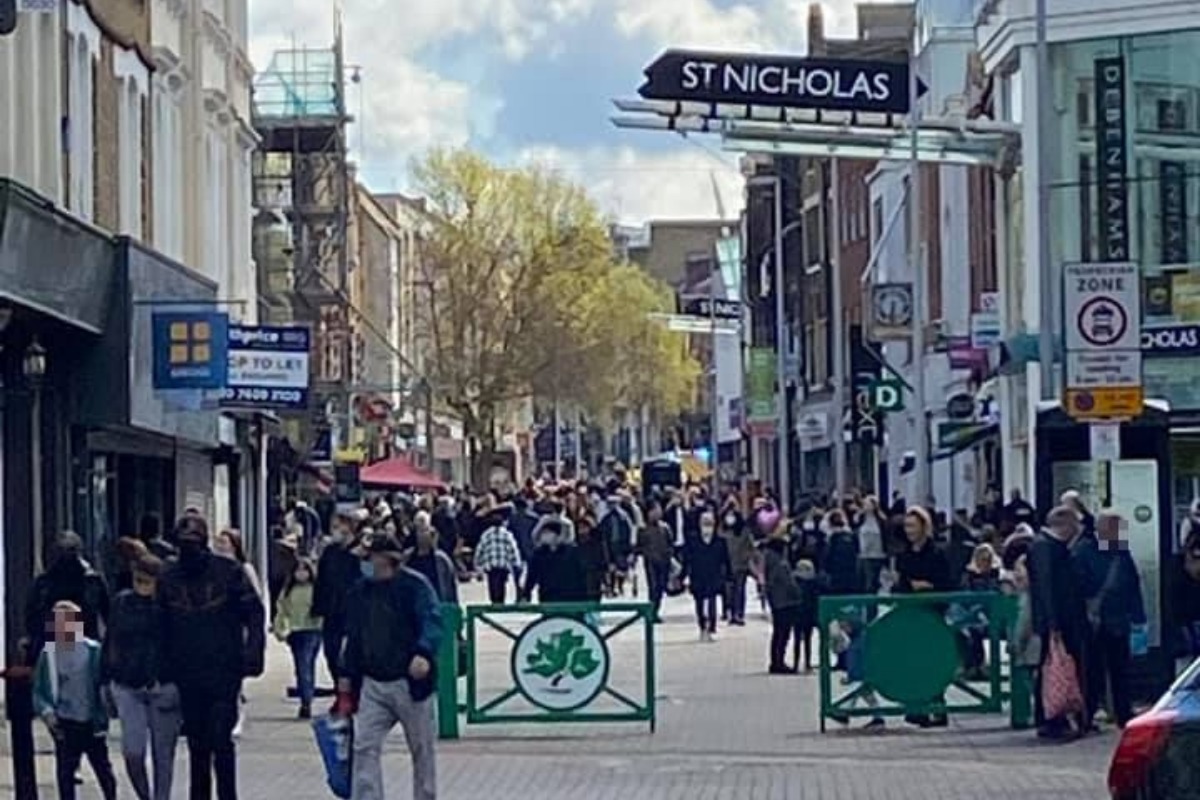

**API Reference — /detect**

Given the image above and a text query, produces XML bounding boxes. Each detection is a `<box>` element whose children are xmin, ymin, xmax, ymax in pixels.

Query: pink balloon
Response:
<box><xmin>757</xmin><ymin>508</ymin><xmax>780</xmax><ymax>532</ymax></box>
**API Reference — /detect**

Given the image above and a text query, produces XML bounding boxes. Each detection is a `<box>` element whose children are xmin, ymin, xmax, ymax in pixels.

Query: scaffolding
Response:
<box><xmin>251</xmin><ymin>17</ymin><xmax>354</xmax><ymax>430</ymax></box>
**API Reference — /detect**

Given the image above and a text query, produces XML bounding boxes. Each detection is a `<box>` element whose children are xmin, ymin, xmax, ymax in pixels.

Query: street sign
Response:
<box><xmin>678</xmin><ymin>295</ymin><xmax>742</xmax><ymax>320</ymax></box>
<box><xmin>649</xmin><ymin>313</ymin><xmax>739</xmax><ymax>335</ymax></box>
<box><xmin>869</xmin><ymin>283</ymin><xmax>913</xmax><ymax>341</ymax></box>
<box><xmin>869</xmin><ymin>379</ymin><xmax>904</xmax><ymax>412</ymax></box>
<box><xmin>1063</xmin><ymin>387</ymin><xmax>1144</xmax><ymax>420</ymax></box>
<box><xmin>638</xmin><ymin>50</ymin><xmax>926</xmax><ymax>115</ymax></box>
<box><xmin>220</xmin><ymin>325</ymin><xmax>311</xmax><ymax>411</ymax></box>
<box><xmin>970</xmin><ymin>309</ymin><xmax>1001</xmax><ymax>349</ymax></box>
<box><xmin>1063</xmin><ymin>262</ymin><xmax>1142</xmax><ymax>421</ymax></box>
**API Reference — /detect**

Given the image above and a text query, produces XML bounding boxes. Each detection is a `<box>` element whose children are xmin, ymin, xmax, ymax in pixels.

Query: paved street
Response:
<box><xmin>2</xmin><ymin>584</ymin><xmax>1113</xmax><ymax>799</ymax></box>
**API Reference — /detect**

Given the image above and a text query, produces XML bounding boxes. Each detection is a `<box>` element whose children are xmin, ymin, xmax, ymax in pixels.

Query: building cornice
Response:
<box><xmin>201</xmin><ymin>11</ymin><xmax>232</xmax><ymax>60</ymax></box>
<box><xmin>203</xmin><ymin>88</ymin><xmax>234</xmax><ymax>126</ymax></box>
<box><xmin>232</xmin><ymin>111</ymin><xmax>261</xmax><ymax>151</ymax></box>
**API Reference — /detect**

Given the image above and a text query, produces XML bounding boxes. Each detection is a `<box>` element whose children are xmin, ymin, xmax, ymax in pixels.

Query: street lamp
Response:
<box><xmin>24</xmin><ymin>337</ymin><xmax>45</xmax><ymax>575</ymax></box>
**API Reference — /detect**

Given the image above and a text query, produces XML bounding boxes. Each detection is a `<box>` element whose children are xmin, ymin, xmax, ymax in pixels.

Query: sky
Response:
<box><xmin>247</xmin><ymin>0</ymin><xmax>862</xmax><ymax>225</ymax></box>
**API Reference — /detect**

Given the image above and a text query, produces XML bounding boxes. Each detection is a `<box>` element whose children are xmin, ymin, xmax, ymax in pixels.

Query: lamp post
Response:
<box><xmin>23</xmin><ymin>337</ymin><xmax>45</xmax><ymax>574</ymax></box>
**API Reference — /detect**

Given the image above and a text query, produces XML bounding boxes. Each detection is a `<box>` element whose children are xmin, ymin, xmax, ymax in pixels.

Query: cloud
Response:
<box><xmin>516</xmin><ymin>144</ymin><xmax>746</xmax><ymax>224</ymax></box>
<box><xmin>248</xmin><ymin>0</ymin><xmax>595</xmax><ymax>171</ymax></box>
<box><xmin>609</xmin><ymin>0</ymin><xmax>861</xmax><ymax>53</ymax></box>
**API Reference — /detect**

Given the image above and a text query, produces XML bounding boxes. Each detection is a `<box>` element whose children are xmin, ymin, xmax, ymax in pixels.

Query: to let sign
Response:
<box><xmin>639</xmin><ymin>50</ymin><xmax>925</xmax><ymax>115</ymax></box>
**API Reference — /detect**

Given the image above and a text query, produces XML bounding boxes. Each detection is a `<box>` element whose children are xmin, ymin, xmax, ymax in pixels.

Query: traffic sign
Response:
<box><xmin>1063</xmin><ymin>387</ymin><xmax>1144</xmax><ymax>420</ymax></box>
<box><xmin>1064</xmin><ymin>262</ymin><xmax>1139</xmax><ymax>351</ymax></box>
<box><xmin>1063</xmin><ymin>262</ymin><xmax>1142</xmax><ymax>421</ymax></box>
<box><xmin>869</xmin><ymin>379</ymin><xmax>904</xmax><ymax>412</ymax></box>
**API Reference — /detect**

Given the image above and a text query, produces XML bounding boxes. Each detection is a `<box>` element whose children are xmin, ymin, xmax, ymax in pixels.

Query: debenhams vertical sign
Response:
<box><xmin>639</xmin><ymin>50</ymin><xmax>917</xmax><ymax>115</ymax></box>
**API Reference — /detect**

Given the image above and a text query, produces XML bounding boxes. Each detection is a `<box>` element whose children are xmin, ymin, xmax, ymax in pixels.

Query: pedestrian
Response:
<box><xmin>34</xmin><ymin>600</ymin><xmax>118</xmax><ymax>800</ymax></box>
<box><xmin>312</xmin><ymin>512</ymin><xmax>363</xmax><ymax>686</ymax></box>
<box><xmin>213</xmin><ymin>528</ymin><xmax>261</xmax><ymax>738</ymax></box>
<box><xmin>102</xmin><ymin>554</ymin><xmax>179</xmax><ymax>800</ymax></box>
<box><xmin>406</xmin><ymin>512</ymin><xmax>460</xmax><ymax>604</ymax></box>
<box><xmin>508</xmin><ymin>496</ymin><xmax>539</xmax><ymax>592</ymax></box>
<box><xmin>1174</xmin><ymin>530</ymin><xmax>1200</xmax><ymax>676</ymax></box>
<box><xmin>961</xmin><ymin>543</ymin><xmax>1001</xmax><ymax>678</ymax></box>
<box><xmin>575</xmin><ymin>513</ymin><xmax>610</xmax><ymax>605</ymax></box>
<box><xmin>637</xmin><ymin>501</ymin><xmax>675</xmax><ymax>622</ymax></box>
<box><xmin>1092</xmin><ymin>510</ymin><xmax>1146</xmax><ymax>727</ymax></box>
<box><xmin>267</xmin><ymin>525</ymin><xmax>299</xmax><ymax>622</ymax></box>
<box><xmin>522</xmin><ymin>518</ymin><xmax>589</xmax><ymax>604</ymax></box>
<box><xmin>823</xmin><ymin>510</ymin><xmax>860</xmax><ymax>596</ymax></box>
<box><xmin>340</xmin><ymin>534</ymin><xmax>443</xmax><ymax>800</ymax></box>
<box><xmin>894</xmin><ymin>506</ymin><xmax>951</xmax><ymax>728</ymax></box>
<box><xmin>720</xmin><ymin>496</ymin><xmax>753</xmax><ymax>626</ymax></box>
<box><xmin>854</xmin><ymin>496</ymin><xmax>887</xmax><ymax>593</ymax></box>
<box><xmin>1028</xmin><ymin>506</ymin><xmax>1090</xmax><ymax>740</ymax></box>
<box><xmin>473</xmin><ymin>508</ymin><xmax>523</xmax><ymax>605</ymax></box>
<box><xmin>682</xmin><ymin>511</ymin><xmax>730</xmax><ymax>641</ymax></box>
<box><xmin>158</xmin><ymin>514</ymin><xmax>265</xmax><ymax>800</ymax></box>
<box><xmin>1008</xmin><ymin>555</ymin><xmax>1042</xmax><ymax>724</ymax></box>
<box><xmin>792</xmin><ymin>559</ymin><xmax>822</xmax><ymax>672</ymax></box>
<box><xmin>273</xmin><ymin>557</ymin><xmax>323</xmax><ymax>720</ymax></box>
<box><xmin>756</xmin><ymin>533</ymin><xmax>804</xmax><ymax>674</ymax></box>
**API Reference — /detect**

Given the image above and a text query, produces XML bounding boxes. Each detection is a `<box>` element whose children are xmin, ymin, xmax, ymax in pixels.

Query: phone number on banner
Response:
<box><xmin>219</xmin><ymin>387</ymin><xmax>309</xmax><ymax>410</ymax></box>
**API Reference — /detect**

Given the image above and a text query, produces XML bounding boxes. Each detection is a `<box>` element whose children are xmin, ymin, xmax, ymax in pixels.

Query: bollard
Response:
<box><xmin>437</xmin><ymin>603</ymin><xmax>462</xmax><ymax>740</ymax></box>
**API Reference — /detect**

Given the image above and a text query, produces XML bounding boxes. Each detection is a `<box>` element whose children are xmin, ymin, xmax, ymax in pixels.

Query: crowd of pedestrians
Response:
<box><xmin>10</xmin><ymin>470</ymin><xmax>1200</xmax><ymax>800</ymax></box>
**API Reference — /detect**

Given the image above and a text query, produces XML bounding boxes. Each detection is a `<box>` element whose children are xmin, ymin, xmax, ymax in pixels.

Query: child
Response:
<box><xmin>34</xmin><ymin>600</ymin><xmax>117</xmax><ymax>800</ymax></box>
<box><xmin>274</xmin><ymin>557</ymin><xmax>323</xmax><ymax>719</ymax></box>
<box><xmin>1008</xmin><ymin>555</ymin><xmax>1041</xmax><ymax>729</ymax></box>
<box><xmin>793</xmin><ymin>560</ymin><xmax>822</xmax><ymax>672</ymax></box>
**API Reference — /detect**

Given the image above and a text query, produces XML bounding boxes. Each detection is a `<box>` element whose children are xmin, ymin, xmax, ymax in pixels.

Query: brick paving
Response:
<box><xmin>2</xmin><ymin>583</ymin><xmax>1113</xmax><ymax>798</ymax></box>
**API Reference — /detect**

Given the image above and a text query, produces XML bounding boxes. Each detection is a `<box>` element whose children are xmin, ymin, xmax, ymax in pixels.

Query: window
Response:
<box><xmin>66</xmin><ymin>4</ymin><xmax>99</xmax><ymax>221</ymax></box>
<box><xmin>152</xmin><ymin>79</ymin><xmax>184</xmax><ymax>259</ymax></box>
<box><xmin>118</xmin><ymin>80</ymin><xmax>142</xmax><ymax>237</ymax></box>
<box><xmin>872</xmin><ymin>197</ymin><xmax>883</xmax><ymax>244</ymax></box>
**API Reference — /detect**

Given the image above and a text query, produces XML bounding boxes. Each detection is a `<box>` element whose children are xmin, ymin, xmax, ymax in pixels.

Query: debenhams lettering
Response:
<box><xmin>680</xmin><ymin>60</ymin><xmax>891</xmax><ymax>106</ymax></box>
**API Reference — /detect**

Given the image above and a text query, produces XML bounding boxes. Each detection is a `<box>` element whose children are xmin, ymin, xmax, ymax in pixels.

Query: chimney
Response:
<box><xmin>807</xmin><ymin>3</ymin><xmax>826</xmax><ymax>54</ymax></box>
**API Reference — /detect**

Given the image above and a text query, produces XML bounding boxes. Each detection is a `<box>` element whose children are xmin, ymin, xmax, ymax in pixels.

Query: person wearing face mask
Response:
<box><xmin>102</xmin><ymin>555</ymin><xmax>179</xmax><ymax>800</ymax></box>
<box><xmin>312</xmin><ymin>512</ymin><xmax>363</xmax><ymax>685</ymax></box>
<box><xmin>273</xmin><ymin>558</ymin><xmax>323</xmax><ymax>720</ymax></box>
<box><xmin>157</xmin><ymin>515</ymin><xmax>264</xmax><ymax>800</ymax></box>
<box><xmin>339</xmin><ymin>535</ymin><xmax>443</xmax><ymax>800</ymax></box>
<box><xmin>719</xmin><ymin>496</ymin><xmax>753</xmax><ymax>626</ymax></box>
<box><xmin>682</xmin><ymin>511</ymin><xmax>731</xmax><ymax>642</ymax></box>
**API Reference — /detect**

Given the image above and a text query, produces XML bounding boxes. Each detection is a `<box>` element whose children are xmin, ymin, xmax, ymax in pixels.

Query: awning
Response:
<box><xmin>360</xmin><ymin>456</ymin><xmax>446</xmax><ymax>491</ymax></box>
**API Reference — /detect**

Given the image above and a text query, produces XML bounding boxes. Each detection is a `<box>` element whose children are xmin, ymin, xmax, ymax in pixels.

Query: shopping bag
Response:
<box><xmin>312</xmin><ymin>714</ymin><xmax>353</xmax><ymax>799</ymax></box>
<box><xmin>1041</xmin><ymin>633</ymin><xmax>1084</xmax><ymax>720</ymax></box>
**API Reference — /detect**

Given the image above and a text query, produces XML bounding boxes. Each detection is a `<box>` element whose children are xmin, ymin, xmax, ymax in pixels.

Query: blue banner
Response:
<box><xmin>219</xmin><ymin>325</ymin><xmax>312</xmax><ymax>411</ymax></box>
<box><xmin>152</xmin><ymin>312</ymin><xmax>230</xmax><ymax>390</ymax></box>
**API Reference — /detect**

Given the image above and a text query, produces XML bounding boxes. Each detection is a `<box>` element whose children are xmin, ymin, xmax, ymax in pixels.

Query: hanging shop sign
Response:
<box><xmin>639</xmin><ymin>50</ymin><xmax>925</xmax><ymax>115</ymax></box>
<box><xmin>868</xmin><ymin>283</ymin><xmax>913</xmax><ymax>341</ymax></box>
<box><xmin>151</xmin><ymin>311</ymin><xmax>230</xmax><ymax>390</ymax></box>
<box><xmin>677</xmin><ymin>294</ymin><xmax>742</xmax><ymax>320</ymax></box>
<box><xmin>220</xmin><ymin>325</ymin><xmax>311</xmax><ymax>411</ymax></box>
<box><xmin>1142</xmin><ymin>324</ymin><xmax>1200</xmax><ymax>356</ymax></box>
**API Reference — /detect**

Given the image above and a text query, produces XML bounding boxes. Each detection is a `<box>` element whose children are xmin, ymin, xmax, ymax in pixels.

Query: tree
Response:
<box><xmin>558</xmin><ymin>263</ymin><xmax>700</xmax><ymax>426</ymax></box>
<box><xmin>412</xmin><ymin>149</ymin><xmax>612</xmax><ymax>484</ymax></box>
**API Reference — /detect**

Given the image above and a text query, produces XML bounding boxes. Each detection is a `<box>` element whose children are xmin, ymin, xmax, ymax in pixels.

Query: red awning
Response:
<box><xmin>360</xmin><ymin>456</ymin><xmax>446</xmax><ymax>491</ymax></box>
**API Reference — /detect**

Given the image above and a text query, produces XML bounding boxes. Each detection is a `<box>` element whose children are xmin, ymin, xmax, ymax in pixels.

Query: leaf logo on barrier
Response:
<box><xmin>523</xmin><ymin>629</ymin><xmax>601</xmax><ymax>688</ymax></box>
<box><xmin>512</xmin><ymin>616</ymin><xmax>610</xmax><ymax>712</ymax></box>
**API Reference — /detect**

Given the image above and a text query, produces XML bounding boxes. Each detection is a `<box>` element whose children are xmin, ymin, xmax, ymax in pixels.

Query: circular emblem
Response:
<box><xmin>1072</xmin><ymin>391</ymin><xmax>1095</xmax><ymax>412</ymax></box>
<box><xmin>1077</xmin><ymin>296</ymin><xmax>1128</xmax><ymax>347</ymax></box>
<box><xmin>512</xmin><ymin>615</ymin><xmax>609</xmax><ymax>713</ymax></box>
<box><xmin>873</xmin><ymin>285</ymin><xmax>913</xmax><ymax>328</ymax></box>
<box><xmin>1134</xmin><ymin>505</ymin><xmax>1153</xmax><ymax>523</ymax></box>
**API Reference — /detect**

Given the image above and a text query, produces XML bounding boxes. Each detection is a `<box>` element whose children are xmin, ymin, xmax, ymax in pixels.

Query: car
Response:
<box><xmin>1108</xmin><ymin>657</ymin><xmax>1200</xmax><ymax>799</ymax></box>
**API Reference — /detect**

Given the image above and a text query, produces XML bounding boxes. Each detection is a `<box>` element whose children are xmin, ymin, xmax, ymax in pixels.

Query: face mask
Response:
<box><xmin>359</xmin><ymin>560</ymin><xmax>375</xmax><ymax>580</ymax></box>
<box><xmin>701</xmin><ymin>527</ymin><xmax>715</xmax><ymax>541</ymax></box>
<box><xmin>724</xmin><ymin>513</ymin><xmax>737</xmax><ymax>528</ymax></box>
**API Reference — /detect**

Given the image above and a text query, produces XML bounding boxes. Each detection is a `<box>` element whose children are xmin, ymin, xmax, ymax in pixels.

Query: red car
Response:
<box><xmin>1108</xmin><ymin>657</ymin><xmax>1200</xmax><ymax>799</ymax></box>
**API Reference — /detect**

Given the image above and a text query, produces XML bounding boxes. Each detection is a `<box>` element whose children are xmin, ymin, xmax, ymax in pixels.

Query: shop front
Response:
<box><xmin>1027</xmin><ymin>27</ymin><xmax>1200</xmax><ymax>694</ymax></box>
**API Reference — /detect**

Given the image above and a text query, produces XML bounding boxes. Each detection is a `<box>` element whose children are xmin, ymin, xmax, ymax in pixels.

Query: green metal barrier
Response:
<box><xmin>817</xmin><ymin>591</ymin><xmax>1025</xmax><ymax>732</ymax></box>
<box><xmin>445</xmin><ymin>602</ymin><xmax>657</xmax><ymax>732</ymax></box>
<box><xmin>436</xmin><ymin>603</ymin><xmax>462</xmax><ymax>740</ymax></box>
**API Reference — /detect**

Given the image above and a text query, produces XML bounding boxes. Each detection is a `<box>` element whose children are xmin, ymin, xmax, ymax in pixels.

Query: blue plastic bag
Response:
<box><xmin>312</xmin><ymin>715</ymin><xmax>352</xmax><ymax>799</ymax></box>
<box><xmin>1130</xmin><ymin>624</ymin><xmax>1149</xmax><ymax>657</ymax></box>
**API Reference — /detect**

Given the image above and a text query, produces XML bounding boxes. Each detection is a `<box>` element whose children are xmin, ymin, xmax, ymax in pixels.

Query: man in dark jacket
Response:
<box><xmin>1028</xmin><ymin>506</ymin><xmax>1089</xmax><ymax>738</ymax></box>
<box><xmin>158</xmin><ymin>515</ymin><xmax>264</xmax><ymax>800</ymax></box>
<box><xmin>340</xmin><ymin>535</ymin><xmax>442</xmax><ymax>800</ymax></box>
<box><xmin>312</xmin><ymin>512</ymin><xmax>362</xmax><ymax>682</ymax></box>
<box><xmin>1091</xmin><ymin>510</ymin><xmax>1146</xmax><ymax>727</ymax></box>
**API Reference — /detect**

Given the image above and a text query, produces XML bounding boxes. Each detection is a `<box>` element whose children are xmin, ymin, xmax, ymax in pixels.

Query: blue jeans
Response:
<box><xmin>288</xmin><ymin>630</ymin><xmax>322</xmax><ymax>707</ymax></box>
